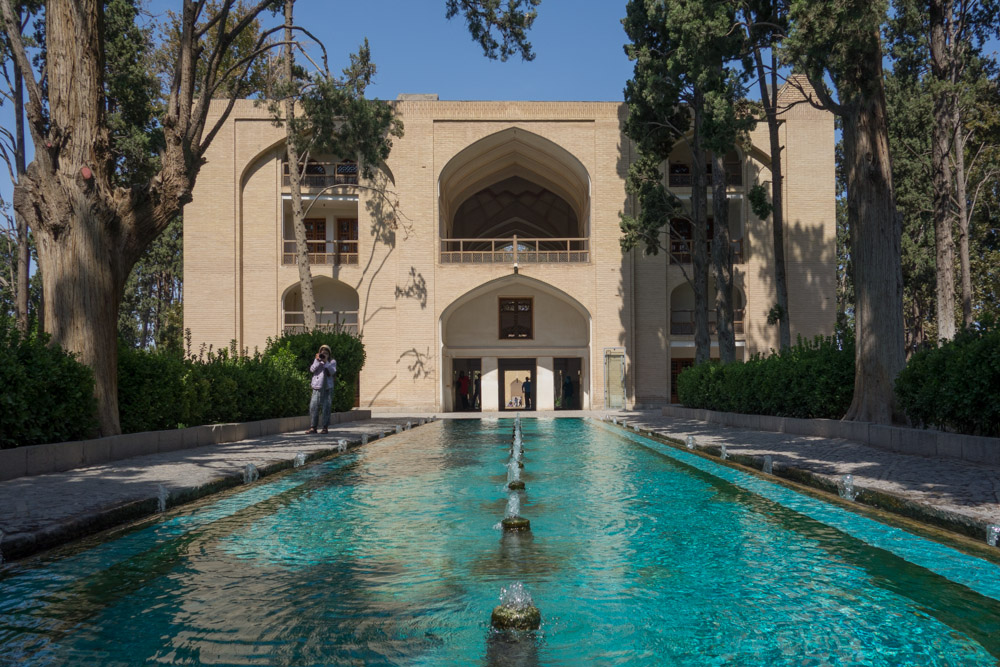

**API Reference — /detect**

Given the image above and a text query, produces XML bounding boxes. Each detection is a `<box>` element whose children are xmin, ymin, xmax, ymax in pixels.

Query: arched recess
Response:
<box><xmin>439</xmin><ymin>274</ymin><xmax>592</xmax><ymax>411</ymax></box>
<box><xmin>669</xmin><ymin>281</ymin><xmax>746</xmax><ymax>336</ymax></box>
<box><xmin>282</xmin><ymin>277</ymin><xmax>360</xmax><ymax>333</ymax></box>
<box><xmin>438</xmin><ymin>127</ymin><xmax>591</xmax><ymax>239</ymax></box>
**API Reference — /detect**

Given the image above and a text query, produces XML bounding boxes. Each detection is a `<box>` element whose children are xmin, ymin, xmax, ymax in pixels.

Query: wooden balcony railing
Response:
<box><xmin>283</xmin><ymin>310</ymin><xmax>359</xmax><ymax>335</ymax></box>
<box><xmin>440</xmin><ymin>236</ymin><xmax>589</xmax><ymax>264</ymax></box>
<box><xmin>670</xmin><ymin>308</ymin><xmax>745</xmax><ymax>336</ymax></box>
<box><xmin>669</xmin><ymin>238</ymin><xmax>745</xmax><ymax>264</ymax></box>
<box><xmin>282</xmin><ymin>161</ymin><xmax>358</xmax><ymax>189</ymax></box>
<box><xmin>282</xmin><ymin>240</ymin><xmax>358</xmax><ymax>266</ymax></box>
<box><xmin>668</xmin><ymin>168</ymin><xmax>743</xmax><ymax>188</ymax></box>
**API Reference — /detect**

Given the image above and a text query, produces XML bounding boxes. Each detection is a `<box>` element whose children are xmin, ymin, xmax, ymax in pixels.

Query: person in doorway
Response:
<box><xmin>457</xmin><ymin>371</ymin><xmax>470</xmax><ymax>411</ymax></box>
<box><xmin>522</xmin><ymin>375</ymin><xmax>532</xmax><ymax>410</ymax></box>
<box><xmin>472</xmin><ymin>373</ymin><xmax>481</xmax><ymax>410</ymax></box>
<box><xmin>563</xmin><ymin>374</ymin><xmax>574</xmax><ymax>409</ymax></box>
<box><xmin>306</xmin><ymin>344</ymin><xmax>337</xmax><ymax>434</ymax></box>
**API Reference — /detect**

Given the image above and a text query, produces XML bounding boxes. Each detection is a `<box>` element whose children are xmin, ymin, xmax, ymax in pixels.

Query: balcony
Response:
<box><xmin>283</xmin><ymin>240</ymin><xmax>358</xmax><ymax>266</ymax></box>
<box><xmin>669</xmin><ymin>238</ymin><xmax>745</xmax><ymax>264</ymax></box>
<box><xmin>283</xmin><ymin>310</ymin><xmax>359</xmax><ymax>335</ymax></box>
<box><xmin>282</xmin><ymin>161</ymin><xmax>358</xmax><ymax>190</ymax></box>
<box><xmin>440</xmin><ymin>236</ymin><xmax>589</xmax><ymax>264</ymax></box>
<box><xmin>670</xmin><ymin>308</ymin><xmax>745</xmax><ymax>336</ymax></box>
<box><xmin>667</xmin><ymin>167</ymin><xmax>743</xmax><ymax>188</ymax></box>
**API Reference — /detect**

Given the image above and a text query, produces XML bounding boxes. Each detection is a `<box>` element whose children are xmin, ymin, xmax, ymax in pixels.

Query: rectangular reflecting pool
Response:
<box><xmin>2</xmin><ymin>418</ymin><xmax>999</xmax><ymax>665</ymax></box>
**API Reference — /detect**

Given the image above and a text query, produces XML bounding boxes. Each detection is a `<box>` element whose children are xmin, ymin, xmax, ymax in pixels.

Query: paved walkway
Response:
<box><xmin>618</xmin><ymin>410</ymin><xmax>1000</xmax><ymax>535</ymax></box>
<box><xmin>2</xmin><ymin>411</ymin><xmax>998</xmax><ymax>562</ymax></box>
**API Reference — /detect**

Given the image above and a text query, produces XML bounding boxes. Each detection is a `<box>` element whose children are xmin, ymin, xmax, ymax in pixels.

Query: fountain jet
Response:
<box><xmin>490</xmin><ymin>582</ymin><xmax>541</xmax><ymax>631</ymax></box>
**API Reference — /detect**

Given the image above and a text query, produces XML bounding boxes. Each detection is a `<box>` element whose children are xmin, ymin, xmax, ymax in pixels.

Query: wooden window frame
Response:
<box><xmin>498</xmin><ymin>297</ymin><xmax>534</xmax><ymax>340</ymax></box>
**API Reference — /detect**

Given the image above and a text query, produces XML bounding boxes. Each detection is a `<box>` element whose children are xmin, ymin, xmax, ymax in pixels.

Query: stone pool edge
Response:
<box><xmin>607</xmin><ymin>419</ymin><xmax>998</xmax><ymax>555</ymax></box>
<box><xmin>0</xmin><ymin>417</ymin><xmax>430</xmax><ymax>563</ymax></box>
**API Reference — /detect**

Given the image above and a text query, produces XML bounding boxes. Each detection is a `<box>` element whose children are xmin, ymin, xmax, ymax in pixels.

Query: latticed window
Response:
<box><xmin>335</xmin><ymin>160</ymin><xmax>358</xmax><ymax>184</ymax></box>
<box><xmin>499</xmin><ymin>298</ymin><xmax>533</xmax><ymax>339</ymax></box>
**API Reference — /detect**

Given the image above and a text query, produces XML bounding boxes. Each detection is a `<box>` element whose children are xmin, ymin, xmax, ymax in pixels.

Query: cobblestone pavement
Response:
<box><xmin>2</xmin><ymin>411</ymin><xmax>999</xmax><ymax>562</ymax></box>
<box><xmin>617</xmin><ymin>410</ymin><xmax>1000</xmax><ymax>529</ymax></box>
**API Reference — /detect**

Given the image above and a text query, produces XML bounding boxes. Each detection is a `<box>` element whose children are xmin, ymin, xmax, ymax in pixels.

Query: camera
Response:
<box><xmin>319</xmin><ymin>353</ymin><xmax>327</xmax><ymax>361</ymax></box>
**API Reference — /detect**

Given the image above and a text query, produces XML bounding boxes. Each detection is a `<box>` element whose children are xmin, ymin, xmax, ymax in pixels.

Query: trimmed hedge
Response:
<box><xmin>0</xmin><ymin>318</ymin><xmax>98</xmax><ymax>448</ymax></box>
<box><xmin>677</xmin><ymin>335</ymin><xmax>855</xmax><ymax>420</ymax></box>
<box><xmin>117</xmin><ymin>343</ymin><xmax>309</xmax><ymax>434</ymax></box>
<box><xmin>264</xmin><ymin>330</ymin><xmax>366</xmax><ymax>413</ymax></box>
<box><xmin>895</xmin><ymin>326</ymin><xmax>1000</xmax><ymax>437</ymax></box>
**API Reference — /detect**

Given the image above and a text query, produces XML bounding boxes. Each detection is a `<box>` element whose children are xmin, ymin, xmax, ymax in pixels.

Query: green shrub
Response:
<box><xmin>895</xmin><ymin>326</ymin><xmax>1000</xmax><ymax>437</ymax></box>
<box><xmin>265</xmin><ymin>330</ymin><xmax>366</xmax><ymax>412</ymax></box>
<box><xmin>0</xmin><ymin>318</ymin><xmax>98</xmax><ymax>448</ymax></box>
<box><xmin>117</xmin><ymin>342</ymin><xmax>309</xmax><ymax>433</ymax></box>
<box><xmin>677</xmin><ymin>334</ymin><xmax>855</xmax><ymax>420</ymax></box>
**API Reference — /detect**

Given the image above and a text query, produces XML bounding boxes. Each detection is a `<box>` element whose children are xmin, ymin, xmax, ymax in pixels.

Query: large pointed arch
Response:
<box><xmin>438</xmin><ymin>127</ymin><xmax>592</xmax><ymax>238</ymax></box>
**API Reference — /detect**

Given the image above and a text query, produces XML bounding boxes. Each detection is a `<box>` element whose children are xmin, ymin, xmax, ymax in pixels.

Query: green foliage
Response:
<box><xmin>0</xmin><ymin>318</ymin><xmax>98</xmax><ymax>448</ymax></box>
<box><xmin>895</xmin><ymin>325</ymin><xmax>1000</xmax><ymax>436</ymax></box>
<box><xmin>445</xmin><ymin>0</ymin><xmax>540</xmax><ymax>62</ymax></box>
<box><xmin>118</xmin><ymin>218</ymin><xmax>183</xmax><ymax>351</ymax></box>
<box><xmin>117</xmin><ymin>342</ymin><xmax>309</xmax><ymax>434</ymax></box>
<box><xmin>265</xmin><ymin>329</ymin><xmax>366</xmax><ymax>413</ymax></box>
<box><xmin>677</xmin><ymin>335</ymin><xmax>855</xmax><ymax>419</ymax></box>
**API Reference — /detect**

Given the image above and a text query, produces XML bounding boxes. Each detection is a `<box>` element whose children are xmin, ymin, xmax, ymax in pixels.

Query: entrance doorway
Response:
<box><xmin>452</xmin><ymin>359</ymin><xmax>482</xmax><ymax>412</ymax></box>
<box><xmin>499</xmin><ymin>358</ymin><xmax>535</xmax><ymax>411</ymax></box>
<box><xmin>604</xmin><ymin>348</ymin><xmax>626</xmax><ymax>409</ymax></box>
<box><xmin>554</xmin><ymin>357</ymin><xmax>582</xmax><ymax>410</ymax></box>
<box><xmin>670</xmin><ymin>358</ymin><xmax>694</xmax><ymax>404</ymax></box>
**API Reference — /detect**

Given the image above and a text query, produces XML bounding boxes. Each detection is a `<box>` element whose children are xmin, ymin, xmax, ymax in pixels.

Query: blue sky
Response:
<box><xmin>145</xmin><ymin>0</ymin><xmax>637</xmax><ymax>101</ymax></box>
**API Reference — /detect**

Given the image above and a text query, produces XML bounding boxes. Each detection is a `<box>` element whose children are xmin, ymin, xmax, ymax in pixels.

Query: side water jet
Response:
<box><xmin>490</xmin><ymin>582</ymin><xmax>541</xmax><ymax>631</ymax></box>
<box><xmin>720</xmin><ymin>444</ymin><xmax>728</xmax><ymax>460</ymax></box>
<box><xmin>337</xmin><ymin>439</ymin><xmax>348</xmax><ymax>452</ymax></box>
<box><xmin>762</xmin><ymin>455</ymin><xmax>773</xmax><ymax>475</ymax></box>
<box><xmin>838</xmin><ymin>474</ymin><xmax>858</xmax><ymax>501</ymax></box>
<box><xmin>686</xmin><ymin>435</ymin><xmax>695</xmax><ymax>450</ymax></box>
<box><xmin>293</xmin><ymin>452</ymin><xmax>307</xmax><ymax>468</ymax></box>
<box><xmin>243</xmin><ymin>463</ymin><xmax>259</xmax><ymax>484</ymax></box>
<box><xmin>156</xmin><ymin>484</ymin><xmax>169</xmax><ymax>512</ymax></box>
<box><xmin>362</xmin><ymin>434</ymin><xmax>369</xmax><ymax>445</ymax></box>
<box><xmin>987</xmin><ymin>524</ymin><xmax>1000</xmax><ymax>547</ymax></box>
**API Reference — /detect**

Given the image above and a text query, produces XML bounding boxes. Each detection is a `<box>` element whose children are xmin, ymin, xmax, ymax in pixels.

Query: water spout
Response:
<box><xmin>406</xmin><ymin>421</ymin><xmax>412</xmax><ymax>430</ymax></box>
<box><xmin>243</xmin><ymin>463</ymin><xmax>259</xmax><ymax>484</ymax></box>
<box><xmin>837</xmin><ymin>474</ymin><xmax>858</xmax><ymax>501</ymax></box>
<box><xmin>336</xmin><ymin>439</ymin><xmax>347</xmax><ymax>452</ymax></box>
<box><xmin>987</xmin><ymin>524</ymin><xmax>1000</xmax><ymax>547</ymax></box>
<box><xmin>293</xmin><ymin>452</ymin><xmax>307</xmax><ymax>468</ymax></box>
<box><xmin>686</xmin><ymin>435</ymin><xmax>695</xmax><ymax>450</ymax></box>
<box><xmin>156</xmin><ymin>484</ymin><xmax>169</xmax><ymax>512</ymax></box>
<box><xmin>720</xmin><ymin>444</ymin><xmax>728</xmax><ymax>460</ymax></box>
<box><xmin>362</xmin><ymin>434</ymin><xmax>369</xmax><ymax>445</ymax></box>
<box><xmin>762</xmin><ymin>455</ymin><xmax>773</xmax><ymax>475</ymax></box>
<box><xmin>633</xmin><ymin>424</ymin><xmax>640</xmax><ymax>432</ymax></box>
<box><xmin>396</xmin><ymin>425</ymin><xmax>402</xmax><ymax>434</ymax></box>
<box><xmin>505</xmin><ymin>492</ymin><xmax>521</xmax><ymax>519</ymax></box>
<box><xmin>491</xmin><ymin>582</ymin><xmax>541</xmax><ymax>631</ymax></box>
<box><xmin>507</xmin><ymin>459</ymin><xmax>522</xmax><ymax>484</ymax></box>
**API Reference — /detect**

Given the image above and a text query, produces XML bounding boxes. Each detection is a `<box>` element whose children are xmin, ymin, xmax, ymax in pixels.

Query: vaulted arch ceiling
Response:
<box><xmin>451</xmin><ymin>176</ymin><xmax>579</xmax><ymax>239</ymax></box>
<box><xmin>439</xmin><ymin>127</ymin><xmax>590</xmax><ymax>238</ymax></box>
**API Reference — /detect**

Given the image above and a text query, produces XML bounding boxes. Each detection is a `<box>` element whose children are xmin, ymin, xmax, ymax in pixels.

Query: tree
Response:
<box><xmin>0</xmin><ymin>0</ymin><xmax>541</xmax><ymax>436</ymax></box>
<box><xmin>118</xmin><ymin>218</ymin><xmax>183</xmax><ymax>351</ymax></box>
<box><xmin>742</xmin><ymin>0</ymin><xmax>794</xmax><ymax>350</ymax></box>
<box><xmin>784</xmin><ymin>0</ymin><xmax>906</xmax><ymax>424</ymax></box>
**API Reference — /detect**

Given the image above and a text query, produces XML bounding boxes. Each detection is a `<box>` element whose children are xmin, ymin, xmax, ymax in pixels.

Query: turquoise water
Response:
<box><xmin>2</xmin><ymin>418</ymin><xmax>999</xmax><ymax>666</ymax></box>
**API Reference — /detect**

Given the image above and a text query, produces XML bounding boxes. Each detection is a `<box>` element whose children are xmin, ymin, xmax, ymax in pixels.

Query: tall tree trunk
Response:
<box><xmin>842</xmin><ymin>84</ymin><xmax>906</xmax><ymax>424</ymax></box>
<box><xmin>691</xmin><ymin>89</ymin><xmax>711</xmax><ymax>364</ymax></box>
<box><xmin>953</xmin><ymin>122</ymin><xmax>973</xmax><ymax>328</ymax></box>
<box><xmin>756</xmin><ymin>50</ymin><xmax>791</xmax><ymax>349</ymax></box>
<box><xmin>711</xmin><ymin>151</ymin><xmax>735</xmax><ymax>362</ymax></box>
<box><xmin>283</xmin><ymin>0</ymin><xmax>316</xmax><ymax>332</ymax></box>
<box><xmin>929</xmin><ymin>0</ymin><xmax>957</xmax><ymax>341</ymax></box>
<box><xmin>13</xmin><ymin>47</ymin><xmax>29</xmax><ymax>333</ymax></box>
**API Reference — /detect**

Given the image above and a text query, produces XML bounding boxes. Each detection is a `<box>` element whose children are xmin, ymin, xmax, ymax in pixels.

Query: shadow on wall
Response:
<box><xmin>750</xmin><ymin>216</ymin><xmax>836</xmax><ymax>347</ymax></box>
<box><xmin>395</xmin><ymin>266</ymin><xmax>428</xmax><ymax>309</ymax></box>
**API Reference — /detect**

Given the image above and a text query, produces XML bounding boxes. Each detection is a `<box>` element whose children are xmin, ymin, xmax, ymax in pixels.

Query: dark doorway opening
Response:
<box><xmin>554</xmin><ymin>357</ymin><xmax>582</xmax><ymax>410</ymax></box>
<box><xmin>499</xmin><ymin>358</ymin><xmax>535</xmax><ymax>411</ymax></box>
<box><xmin>670</xmin><ymin>358</ymin><xmax>694</xmax><ymax>404</ymax></box>
<box><xmin>453</xmin><ymin>358</ymin><xmax>482</xmax><ymax>412</ymax></box>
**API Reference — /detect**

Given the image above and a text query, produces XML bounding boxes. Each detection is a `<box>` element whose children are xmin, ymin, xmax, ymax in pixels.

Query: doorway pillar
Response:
<box><xmin>536</xmin><ymin>356</ymin><xmax>554</xmax><ymax>410</ymax></box>
<box><xmin>481</xmin><ymin>356</ymin><xmax>499</xmax><ymax>411</ymax></box>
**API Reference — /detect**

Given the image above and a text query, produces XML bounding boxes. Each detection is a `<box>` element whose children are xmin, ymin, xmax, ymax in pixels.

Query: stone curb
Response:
<box><xmin>614</xmin><ymin>420</ymin><xmax>994</xmax><ymax>544</ymax></box>
<box><xmin>0</xmin><ymin>417</ymin><xmax>428</xmax><ymax>562</ymax></box>
<box><xmin>0</xmin><ymin>411</ymin><xmax>372</xmax><ymax>482</ymax></box>
<box><xmin>661</xmin><ymin>406</ymin><xmax>1000</xmax><ymax>466</ymax></box>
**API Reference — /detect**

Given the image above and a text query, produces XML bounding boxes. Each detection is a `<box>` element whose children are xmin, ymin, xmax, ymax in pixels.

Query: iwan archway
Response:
<box><xmin>440</xmin><ymin>274</ymin><xmax>591</xmax><ymax>412</ymax></box>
